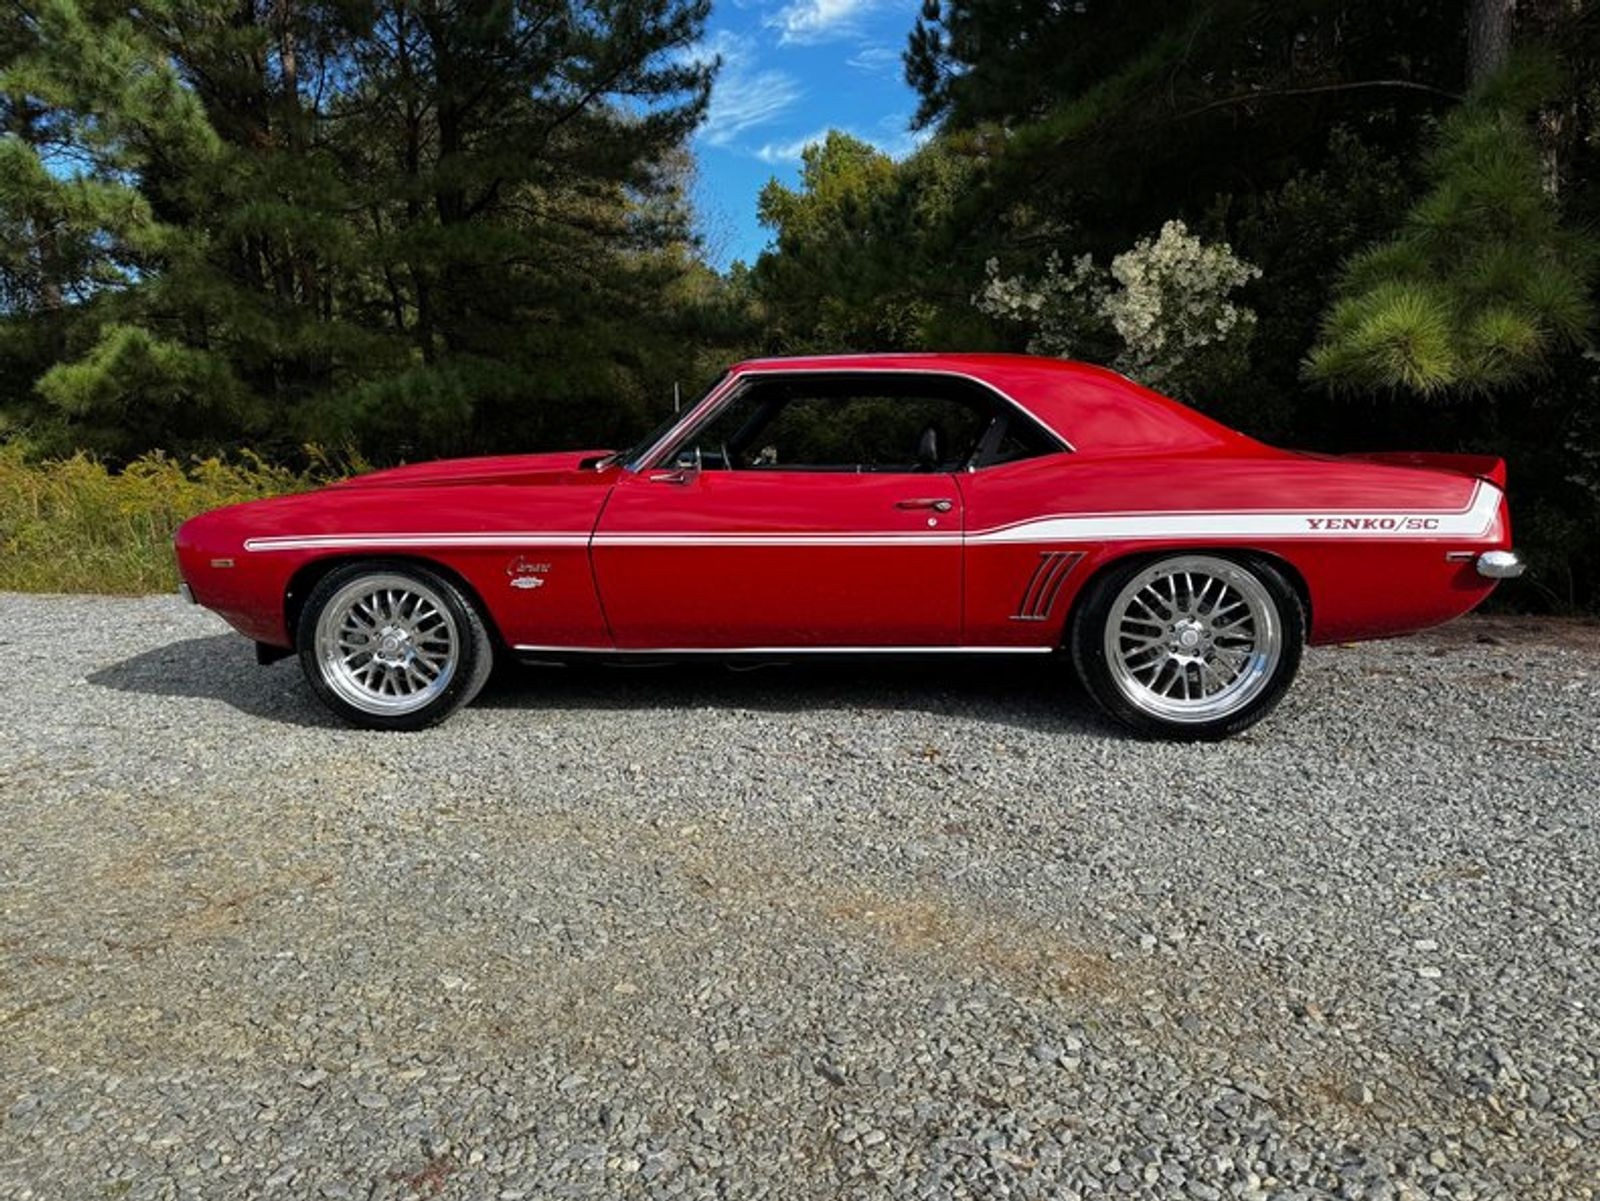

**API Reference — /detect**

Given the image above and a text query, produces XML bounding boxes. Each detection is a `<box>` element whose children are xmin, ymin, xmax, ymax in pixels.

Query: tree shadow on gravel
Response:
<box><xmin>88</xmin><ymin>635</ymin><xmax>1111</xmax><ymax>736</ymax></box>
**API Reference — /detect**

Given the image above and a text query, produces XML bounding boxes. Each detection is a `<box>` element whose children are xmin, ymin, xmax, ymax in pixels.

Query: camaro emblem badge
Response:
<box><xmin>506</xmin><ymin>556</ymin><xmax>551</xmax><ymax>590</ymax></box>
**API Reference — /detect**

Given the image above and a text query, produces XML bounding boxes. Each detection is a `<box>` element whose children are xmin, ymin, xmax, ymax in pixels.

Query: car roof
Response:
<box><xmin>726</xmin><ymin>353</ymin><xmax>1257</xmax><ymax>455</ymax></box>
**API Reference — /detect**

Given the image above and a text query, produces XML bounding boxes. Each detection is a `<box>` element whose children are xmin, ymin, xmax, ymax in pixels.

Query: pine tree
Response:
<box><xmin>904</xmin><ymin>0</ymin><xmax>1470</xmax><ymax>256</ymax></box>
<box><xmin>2</xmin><ymin>0</ymin><xmax>717</xmax><ymax>460</ymax></box>
<box><xmin>1306</xmin><ymin>57</ymin><xmax>1595</xmax><ymax>395</ymax></box>
<box><xmin>0</xmin><ymin>0</ymin><xmax>172</xmax><ymax>439</ymax></box>
<box><xmin>310</xmin><ymin>0</ymin><xmax>717</xmax><ymax>453</ymax></box>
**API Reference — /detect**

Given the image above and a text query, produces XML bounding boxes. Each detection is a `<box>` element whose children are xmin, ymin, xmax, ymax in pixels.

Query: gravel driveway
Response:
<box><xmin>1</xmin><ymin>594</ymin><xmax>1596</xmax><ymax>1201</ymax></box>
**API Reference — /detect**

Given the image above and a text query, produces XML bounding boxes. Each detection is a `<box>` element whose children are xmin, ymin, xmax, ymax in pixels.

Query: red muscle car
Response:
<box><xmin>174</xmin><ymin>354</ymin><xmax>1523</xmax><ymax>739</ymax></box>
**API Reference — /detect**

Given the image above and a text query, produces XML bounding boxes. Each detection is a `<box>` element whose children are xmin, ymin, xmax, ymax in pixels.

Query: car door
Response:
<box><xmin>590</xmin><ymin>373</ymin><xmax>983</xmax><ymax>649</ymax></box>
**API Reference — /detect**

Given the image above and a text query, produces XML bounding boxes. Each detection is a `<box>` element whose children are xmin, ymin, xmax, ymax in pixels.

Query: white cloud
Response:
<box><xmin>768</xmin><ymin>0</ymin><xmax>878</xmax><ymax>45</ymax></box>
<box><xmin>691</xmin><ymin>30</ymin><xmax>805</xmax><ymax>147</ymax></box>
<box><xmin>845</xmin><ymin>42</ymin><xmax>900</xmax><ymax>75</ymax></box>
<box><xmin>753</xmin><ymin>128</ymin><xmax>835</xmax><ymax>164</ymax></box>
<box><xmin>703</xmin><ymin>71</ymin><xmax>805</xmax><ymax>145</ymax></box>
<box><xmin>752</xmin><ymin>121</ymin><xmax>931</xmax><ymax>166</ymax></box>
<box><xmin>681</xmin><ymin>27</ymin><xmax>748</xmax><ymax>70</ymax></box>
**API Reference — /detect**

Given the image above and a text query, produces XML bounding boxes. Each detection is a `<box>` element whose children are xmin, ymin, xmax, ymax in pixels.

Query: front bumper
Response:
<box><xmin>1476</xmin><ymin>549</ymin><xmax>1525</xmax><ymax>580</ymax></box>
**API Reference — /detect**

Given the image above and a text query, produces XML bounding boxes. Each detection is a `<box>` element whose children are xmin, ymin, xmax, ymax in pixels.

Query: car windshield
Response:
<box><xmin>605</xmin><ymin>412</ymin><xmax>680</xmax><ymax>470</ymax></box>
<box><xmin>609</xmin><ymin>373</ymin><xmax>728</xmax><ymax>470</ymax></box>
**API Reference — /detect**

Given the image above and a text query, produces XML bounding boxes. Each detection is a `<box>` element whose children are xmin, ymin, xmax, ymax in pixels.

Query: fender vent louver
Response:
<box><xmin>1011</xmin><ymin>551</ymin><xmax>1086</xmax><ymax>622</ymax></box>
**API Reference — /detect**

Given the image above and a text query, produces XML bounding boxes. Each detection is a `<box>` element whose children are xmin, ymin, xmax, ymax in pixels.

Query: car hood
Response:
<box><xmin>176</xmin><ymin>448</ymin><xmax>620</xmax><ymax>557</ymax></box>
<box><xmin>333</xmin><ymin>449</ymin><xmax>614</xmax><ymax>489</ymax></box>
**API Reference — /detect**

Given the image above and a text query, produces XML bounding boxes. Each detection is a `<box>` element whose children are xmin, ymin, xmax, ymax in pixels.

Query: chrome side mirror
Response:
<box><xmin>649</xmin><ymin>444</ymin><xmax>701</xmax><ymax>483</ymax></box>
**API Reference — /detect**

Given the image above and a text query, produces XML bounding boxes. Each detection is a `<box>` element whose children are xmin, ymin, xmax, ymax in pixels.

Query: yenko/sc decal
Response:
<box><xmin>1305</xmin><ymin>516</ymin><xmax>1442</xmax><ymax>532</ymax></box>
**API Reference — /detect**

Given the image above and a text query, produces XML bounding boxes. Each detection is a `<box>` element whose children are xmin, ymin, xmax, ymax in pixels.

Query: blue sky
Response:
<box><xmin>687</xmin><ymin>1</ymin><xmax>926</xmax><ymax>269</ymax></box>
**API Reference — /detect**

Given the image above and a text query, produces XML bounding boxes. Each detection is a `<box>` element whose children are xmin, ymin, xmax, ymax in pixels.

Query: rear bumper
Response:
<box><xmin>1476</xmin><ymin>549</ymin><xmax>1525</xmax><ymax>579</ymax></box>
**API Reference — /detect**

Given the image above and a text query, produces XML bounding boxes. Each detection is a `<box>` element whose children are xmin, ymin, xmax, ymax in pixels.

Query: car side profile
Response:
<box><xmin>174</xmin><ymin>353</ymin><xmax>1522</xmax><ymax>739</ymax></box>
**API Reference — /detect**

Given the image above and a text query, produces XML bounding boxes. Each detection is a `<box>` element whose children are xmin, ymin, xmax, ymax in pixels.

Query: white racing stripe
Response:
<box><xmin>591</xmin><ymin>533</ymin><xmax>962</xmax><ymax>547</ymax></box>
<box><xmin>243</xmin><ymin>483</ymin><xmax>1499</xmax><ymax>552</ymax></box>
<box><xmin>969</xmin><ymin>481</ymin><xmax>1500</xmax><ymax>544</ymax></box>
<box><xmin>244</xmin><ymin>532</ymin><xmax>591</xmax><ymax>551</ymax></box>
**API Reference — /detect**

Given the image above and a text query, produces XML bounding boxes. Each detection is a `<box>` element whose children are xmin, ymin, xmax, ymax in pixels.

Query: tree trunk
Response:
<box><xmin>1519</xmin><ymin>0</ymin><xmax>1574</xmax><ymax>195</ymax></box>
<box><xmin>1467</xmin><ymin>0</ymin><xmax>1514</xmax><ymax>88</ymax></box>
<box><xmin>395</xmin><ymin>8</ymin><xmax>436</xmax><ymax>365</ymax></box>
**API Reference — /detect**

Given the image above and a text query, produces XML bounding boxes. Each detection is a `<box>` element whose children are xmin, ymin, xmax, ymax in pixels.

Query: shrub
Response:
<box><xmin>0</xmin><ymin>443</ymin><xmax>328</xmax><ymax>594</ymax></box>
<box><xmin>975</xmin><ymin>219</ymin><xmax>1261</xmax><ymax>399</ymax></box>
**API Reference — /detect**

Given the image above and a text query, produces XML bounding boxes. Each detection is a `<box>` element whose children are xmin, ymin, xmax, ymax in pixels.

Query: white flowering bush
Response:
<box><xmin>976</xmin><ymin>219</ymin><xmax>1261</xmax><ymax>397</ymax></box>
<box><xmin>1104</xmin><ymin>221</ymin><xmax>1261</xmax><ymax>387</ymax></box>
<box><xmin>974</xmin><ymin>251</ymin><xmax>1105</xmax><ymax>360</ymax></box>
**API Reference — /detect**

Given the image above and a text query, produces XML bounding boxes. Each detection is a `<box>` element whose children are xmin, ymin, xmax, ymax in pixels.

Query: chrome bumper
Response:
<box><xmin>1476</xmin><ymin>549</ymin><xmax>1525</xmax><ymax>580</ymax></box>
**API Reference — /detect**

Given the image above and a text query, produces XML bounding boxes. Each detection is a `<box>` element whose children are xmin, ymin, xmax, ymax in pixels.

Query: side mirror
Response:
<box><xmin>650</xmin><ymin>444</ymin><xmax>702</xmax><ymax>484</ymax></box>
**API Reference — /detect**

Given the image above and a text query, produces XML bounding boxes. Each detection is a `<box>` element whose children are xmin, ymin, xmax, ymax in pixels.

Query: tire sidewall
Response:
<box><xmin>296</xmin><ymin>560</ymin><xmax>492</xmax><ymax>731</ymax></box>
<box><xmin>1070</xmin><ymin>552</ymin><xmax>1305</xmax><ymax>741</ymax></box>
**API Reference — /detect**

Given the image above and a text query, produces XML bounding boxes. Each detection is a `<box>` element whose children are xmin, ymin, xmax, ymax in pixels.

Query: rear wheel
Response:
<box><xmin>1070</xmin><ymin>553</ymin><xmax>1304</xmax><ymax>740</ymax></box>
<box><xmin>297</xmin><ymin>562</ymin><xmax>493</xmax><ymax>730</ymax></box>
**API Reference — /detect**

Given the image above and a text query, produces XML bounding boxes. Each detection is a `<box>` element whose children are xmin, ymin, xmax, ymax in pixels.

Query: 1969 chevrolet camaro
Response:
<box><xmin>175</xmin><ymin>353</ymin><xmax>1523</xmax><ymax>739</ymax></box>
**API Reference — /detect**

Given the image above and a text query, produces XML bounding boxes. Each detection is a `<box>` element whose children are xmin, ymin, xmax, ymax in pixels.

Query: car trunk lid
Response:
<box><xmin>1338</xmin><ymin>451</ymin><xmax>1507</xmax><ymax>489</ymax></box>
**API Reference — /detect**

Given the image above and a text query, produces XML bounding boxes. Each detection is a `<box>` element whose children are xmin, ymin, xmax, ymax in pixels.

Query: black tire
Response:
<box><xmin>296</xmin><ymin>560</ymin><xmax>494</xmax><ymax>731</ymax></box>
<box><xmin>1069</xmin><ymin>552</ymin><xmax>1305</xmax><ymax>741</ymax></box>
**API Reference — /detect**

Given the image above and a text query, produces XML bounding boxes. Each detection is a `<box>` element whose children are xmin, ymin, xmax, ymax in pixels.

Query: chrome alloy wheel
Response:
<box><xmin>1102</xmin><ymin>555</ymin><xmax>1282</xmax><ymax>724</ymax></box>
<box><xmin>313</xmin><ymin>573</ymin><xmax>460</xmax><ymax>716</ymax></box>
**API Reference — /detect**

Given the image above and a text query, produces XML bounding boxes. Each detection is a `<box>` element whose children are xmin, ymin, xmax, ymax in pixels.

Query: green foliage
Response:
<box><xmin>0</xmin><ymin>441</ymin><xmax>323</xmax><ymax>593</ymax></box>
<box><xmin>35</xmin><ymin>324</ymin><xmax>259</xmax><ymax>453</ymax></box>
<box><xmin>750</xmin><ymin>132</ymin><xmax>997</xmax><ymax>352</ymax></box>
<box><xmin>907</xmin><ymin>0</ymin><xmax>1470</xmax><ymax>256</ymax></box>
<box><xmin>1309</xmin><ymin>57</ymin><xmax>1596</xmax><ymax>395</ymax></box>
<box><xmin>1309</xmin><ymin>280</ymin><xmax>1463</xmax><ymax>392</ymax></box>
<box><xmin>1</xmin><ymin>0</ymin><xmax>1599</xmax><ymax>613</ymax></box>
<box><xmin>0</xmin><ymin>0</ymin><xmax>723</xmax><ymax>462</ymax></box>
<box><xmin>1224</xmin><ymin>128</ymin><xmax>1419</xmax><ymax>438</ymax></box>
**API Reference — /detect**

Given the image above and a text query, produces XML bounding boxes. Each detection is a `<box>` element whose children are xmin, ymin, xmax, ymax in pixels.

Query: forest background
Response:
<box><xmin>2</xmin><ymin>0</ymin><xmax>1596</xmax><ymax>608</ymax></box>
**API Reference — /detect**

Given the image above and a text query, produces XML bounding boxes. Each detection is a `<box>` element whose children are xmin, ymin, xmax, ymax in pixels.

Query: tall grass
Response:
<box><xmin>0</xmin><ymin>443</ymin><xmax>327</xmax><ymax>594</ymax></box>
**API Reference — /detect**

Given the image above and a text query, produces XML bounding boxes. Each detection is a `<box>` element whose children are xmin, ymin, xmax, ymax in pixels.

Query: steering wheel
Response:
<box><xmin>721</xmin><ymin>440</ymin><xmax>738</xmax><ymax>470</ymax></box>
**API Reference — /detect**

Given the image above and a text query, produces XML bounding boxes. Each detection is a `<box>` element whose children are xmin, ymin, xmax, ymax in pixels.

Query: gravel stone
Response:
<box><xmin>1</xmin><ymin>594</ymin><xmax>1597</xmax><ymax>1200</ymax></box>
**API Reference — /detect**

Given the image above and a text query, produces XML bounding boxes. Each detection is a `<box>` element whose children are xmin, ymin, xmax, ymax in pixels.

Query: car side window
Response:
<box><xmin>974</xmin><ymin>410</ymin><xmax>1064</xmax><ymax>468</ymax></box>
<box><xmin>670</xmin><ymin>374</ymin><xmax>995</xmax><ymax>473</ymax></box>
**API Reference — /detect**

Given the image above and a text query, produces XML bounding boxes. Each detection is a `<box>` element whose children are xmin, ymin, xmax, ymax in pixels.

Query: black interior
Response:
<box><xmin>666</xmin><ymin>373</ymin><xmax>1064</xmax><ymax>474</ymax></box>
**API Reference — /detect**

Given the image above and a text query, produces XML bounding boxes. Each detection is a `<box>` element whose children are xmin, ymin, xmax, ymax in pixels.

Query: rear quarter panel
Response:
<box><xmin>958</xmin><ymin>450</ymin><xmax>1507</xmax><ymax>646</ymax></box>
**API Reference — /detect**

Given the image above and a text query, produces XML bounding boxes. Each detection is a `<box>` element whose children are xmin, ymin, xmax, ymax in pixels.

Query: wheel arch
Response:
<box><xmin>1060</xmin><ymin>545</ymin><xmax>1313</xmax><ymax>645</ymax></box>
<box><xmin>284</xmin><ymin>554</ymin><xmax>508</xmax><ymax>651</ymax></box>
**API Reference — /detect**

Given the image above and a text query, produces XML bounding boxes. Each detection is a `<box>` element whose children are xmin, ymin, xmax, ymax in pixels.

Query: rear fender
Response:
<box><xmin>1056</xmin><ymin>545</ymin><xmax>1312</xmax><ymax>648</ymax></box>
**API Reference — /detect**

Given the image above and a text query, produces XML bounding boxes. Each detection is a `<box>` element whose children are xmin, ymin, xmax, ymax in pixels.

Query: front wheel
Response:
<box><xmin>1070</xmin><ymin>553</ymin><xmax>1304</xmax><ymax>741</ymax></box>
<box><xmin>297</xmin><ymin>562</ymin><xmax>494</xmax><ymax>730</ymax></box>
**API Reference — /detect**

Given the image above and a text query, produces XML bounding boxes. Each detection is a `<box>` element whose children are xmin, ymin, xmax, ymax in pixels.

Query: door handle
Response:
<box><xmin>896</xmin><ymin>498</ymin><xmax>953</xmax><ymax>512</ymax></box>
